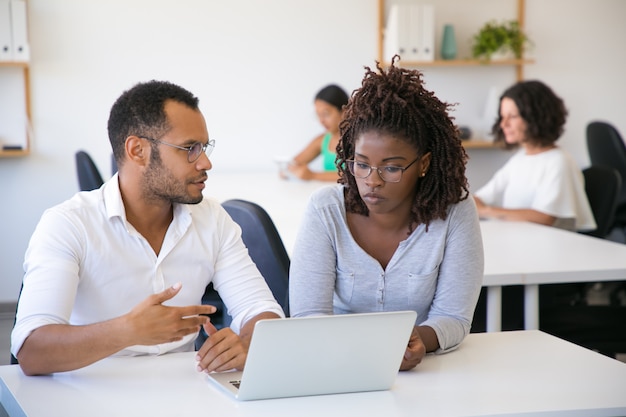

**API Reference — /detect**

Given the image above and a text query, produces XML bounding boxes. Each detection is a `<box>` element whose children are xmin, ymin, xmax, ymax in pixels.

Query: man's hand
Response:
<box><xmin>17</xmin><ymin>282</ymin><xmax>217</xmax><ymax>375</ymax></box>
<box><xmin>124</xmin><ymin>282</ymin><xmax>216</xmax><ymax>346</ymax></box>
<box><xmin>195</xmin><ymin>312</ymin><xmax>281</xmax><ymax>373</ymax></box>
<box><xmin>400</xmin><ymin>326</ymin><xmax>426</xmax><ymax>371</ymax></box>
<box><xmin>195</xmin><ymin>322</ymin><xmax>249</xmax><ymax>373</ymax></box>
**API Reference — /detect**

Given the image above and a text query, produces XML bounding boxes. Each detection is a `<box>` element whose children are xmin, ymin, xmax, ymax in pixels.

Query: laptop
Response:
<box><xmin>206</xmin><ymin>310</ymin><xmax>417</xmax><ymax>401</ymax></box>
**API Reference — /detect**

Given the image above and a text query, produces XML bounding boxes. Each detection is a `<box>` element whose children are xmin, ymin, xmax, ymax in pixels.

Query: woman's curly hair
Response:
<box><xmin>492</xmin><ymin>80</ymin><xmax>568</xmax><ymax>150</ymax></box>
<box><xmin>336</xmin><ymin>56</ymin><xmax>469</xmax><ymax>231</ymax></box>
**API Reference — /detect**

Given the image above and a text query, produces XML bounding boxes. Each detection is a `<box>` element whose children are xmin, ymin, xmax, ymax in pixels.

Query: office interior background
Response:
<box><xmin>0</xmin><ymin>0</ymin><xmax>625</xmax><ymax>305</ymax></box>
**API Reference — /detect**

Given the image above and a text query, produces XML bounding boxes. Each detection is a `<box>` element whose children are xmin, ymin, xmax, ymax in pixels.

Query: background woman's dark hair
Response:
<box><xmin>107</xmin><ymin>80</ymin><xmax>200</xmax><ymax>166</ymax></box>
<box><xmin>336</xmin><ymin>56</ymin><xmax>469</xmax><ymax>231</ymax></box>
<box><xmin>315</xmin><ymin>84</ymin><xmax>349</xmax><ymax>111</ymax></box>
<box><xmin>492</xmin><ymin>80</ymin><xmax>568</xmax><ymax>149</ymax></box>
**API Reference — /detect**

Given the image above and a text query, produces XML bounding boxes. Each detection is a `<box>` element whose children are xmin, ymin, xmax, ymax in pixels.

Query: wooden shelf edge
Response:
<box><xmin>383</xmin><ymin>59</ymin><xmax>535</xmax><ymax>68</ymax></box>
<box><xmin>0</xmin><ymin>61</ymin><xmax>29</xmax><ymax>68</ymax></box>
<box><xmin>0</xmin><ymin>149</ymin><xmax>31</xmax><ymax>158</ymax></box>
<box><xmin>462</xmin><ymin>140</ymin><xmax>498</xmax><ymax>149</ymax></box>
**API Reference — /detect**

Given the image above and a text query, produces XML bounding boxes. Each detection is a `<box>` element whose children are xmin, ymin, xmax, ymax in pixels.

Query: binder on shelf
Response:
<box><xmin>384</xmin><ymin>4</ymin><xmax>434</xmax><ymax>63</ymax></box>
<box><xmin>418</xmin><ymin>4</ymin><xmax>434</xmax><ymax>62</ymax></box>
<box><xmin>383</xmin><ymin>4</ymin><xmax>410</xmax><ymax>61</ymax></box>
<box><xmin>407</xmin><ymin>5</ymin><xmax>420</xmax><ymax>61</ymax></box>
<box><xmin>0</xmin><ymin>0</ymin><xmax>12</xmax><ymax>61</ymax></box>
<box><xmin>10</xmin><ymin>0</ymin><xmax>29</xmax><ymax>62</ymax></box>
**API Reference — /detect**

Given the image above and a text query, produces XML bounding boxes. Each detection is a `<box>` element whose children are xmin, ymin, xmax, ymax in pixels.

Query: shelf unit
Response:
<box><xmin>376</xmin><ymin>0</ymin><xmax>532</xmax><ymax>148</ymax></box>
<box><xmin>0</xmin><ymin>61</ymin><xmax>31</xmax><ymax>158</ymax></box>
<box><xmin>0</xmin><ymin>0</ymin><xmax>31</xmax><ymax>158</ymax></box>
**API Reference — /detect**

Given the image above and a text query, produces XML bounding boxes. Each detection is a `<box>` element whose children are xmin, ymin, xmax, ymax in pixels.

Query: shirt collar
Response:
<box><xmin>102</xmin><ymin>173</ymin><xmax>193</xmax><ymax>226</ymax></box>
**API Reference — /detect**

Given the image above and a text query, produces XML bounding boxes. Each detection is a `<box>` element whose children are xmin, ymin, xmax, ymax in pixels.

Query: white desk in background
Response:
<box><xmin>2</xmin><ymin>330</ymin><xmax>625</xmax><ymax>417</ymax></box>
<box><xmin>480</xmin><ymin>220</ymin><xmax>626</xmax><ymax>331</ymax></box>
<box><xmin>204</xmin><ymin>171</ymin><xmax>325</xmax><ymax>252</ymax></box>
<box><xmin>204</xmin><ymin>172</ymin><xmax>626</xmax><ymax>332</ymax></box>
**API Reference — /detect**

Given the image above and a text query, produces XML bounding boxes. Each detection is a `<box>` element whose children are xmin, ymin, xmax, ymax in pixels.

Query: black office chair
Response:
<box><xmin>75</xmin><ymin>150</ymin><xmax>104</xmax><ymax>191</ymax></box>
<box><xmin>586</xmin><ymin>121</ymin><xmax>626</xmax><ymax>234</ymax></box>
<box><xmin>196</xmin><ymin>199</ymin><xmax>290</xmax><ymax>348</ymax></box>
<box><xmin>111</xmin><ymin>153</ymin><xmax>118</xmax><ymax>176</ymax></box>
<box><xmin>580</xmin><ymin>166</ymin><xmax>622</xmax><ymax>239</ymax></box>
<box><xmin>539</xmin><ymin>166</ymin><xmax>626</xmax><ymax>358</ymax></box>
<box><xmin>539</xmin><ymin>166</ymin><xmax>623</xmax><ymax>304</ymax></box>
<box><xmin>9</xmin><ymin>284</ymin><xmax>22</xmax><ymax>364</ymax></box>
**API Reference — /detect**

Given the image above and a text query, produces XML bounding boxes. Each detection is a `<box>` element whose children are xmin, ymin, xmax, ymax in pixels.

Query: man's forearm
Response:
<box><xmin>16</xmin><ymin>318</ymin><xmax>133</xmax><ymax>376</ymax></box>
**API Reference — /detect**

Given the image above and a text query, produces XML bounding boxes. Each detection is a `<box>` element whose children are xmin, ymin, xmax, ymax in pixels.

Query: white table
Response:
<box><xmin>204</xmin><ymin>172</ymin><xmax>626</xmax><ymax>332</ymax></box>
<box><xmin>480</xmin><ymin>220</ymin><xmax>626</xmax><ymax>331</ymax></box>
<box><xmin>2</xmin><ymin>330</ymin><xmax>625</xmax><ymax>417</ymax></box>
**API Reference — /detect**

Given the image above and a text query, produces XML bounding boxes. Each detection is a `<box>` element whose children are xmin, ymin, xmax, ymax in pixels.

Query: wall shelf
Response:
<box><xmin>378</xmin><ymin>0</ymin><xmax>529</xmax><ymax>149</ymax></box>
<box><xmin>377</xmin><ymin>0</ymin><xmax>530</xmax><ymax>80</ymax></box>
<box><xmin>0</xmin><ymin>148</ymin><xmax>30</xmax><ymax>158</ymax></box>
<box><xmin>462</xmin><ymin>140</ymin><xmax>498</xmax><ymax>149</ymax></box>
<box><xmin>0</xmin><ymin>0</ymin><xmax>31</xmax><ymax>158</ymax></box>
<box><xmin>382</xmin><ymin>58</ymin><xmax>534</xmax><ymax>68</ymax></box>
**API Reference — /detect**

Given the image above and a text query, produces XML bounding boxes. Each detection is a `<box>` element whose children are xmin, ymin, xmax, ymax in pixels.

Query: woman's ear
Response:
<box><xmin>420</xmin><ymin>152</ymin><xmax>432</xmax><ymax>176</ymax></box>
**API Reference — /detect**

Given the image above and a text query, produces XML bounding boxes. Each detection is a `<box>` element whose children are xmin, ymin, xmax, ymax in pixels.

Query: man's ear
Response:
<box><xmin>125</xmin><ymin>136</ymin><xmax>149</xmax><ymax>167</ymax></box>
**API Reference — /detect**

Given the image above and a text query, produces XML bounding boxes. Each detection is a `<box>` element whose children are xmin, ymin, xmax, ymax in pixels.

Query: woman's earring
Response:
<box><xmin>421</xmin><ymin>172</ymin><xmax>426</xmax><ymax>177</ymax></box>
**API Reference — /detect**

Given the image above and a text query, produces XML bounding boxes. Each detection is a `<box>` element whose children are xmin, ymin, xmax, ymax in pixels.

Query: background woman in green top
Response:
<box><xmin>282</xmin><ymin>84</ymin><xmax>349</xmax><ymax>181</ymax></box>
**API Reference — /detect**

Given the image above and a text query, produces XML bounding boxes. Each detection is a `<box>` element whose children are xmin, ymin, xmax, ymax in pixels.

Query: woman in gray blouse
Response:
<box><xmin>289</xmin><ymin>56</ymin><xmax>484</xmax><ymax>371</ymax></box>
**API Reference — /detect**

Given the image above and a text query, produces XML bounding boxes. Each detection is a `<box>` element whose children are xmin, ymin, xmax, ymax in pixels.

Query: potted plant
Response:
<box><xmin>471</xmin><ymin>20</ymin><xmax>531</xmax><ymax>61</ymax></box>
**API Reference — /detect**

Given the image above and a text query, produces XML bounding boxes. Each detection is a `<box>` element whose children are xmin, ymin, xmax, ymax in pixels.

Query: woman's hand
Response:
<box><xmin>400</xmin><ymin>326</ymin><xmax>426</xmax><ymax>371</ymax></box>
<box><xmin>287</xmin><ymin>163</ymin><xmax>313</xmax><ymax>180</ymax></box>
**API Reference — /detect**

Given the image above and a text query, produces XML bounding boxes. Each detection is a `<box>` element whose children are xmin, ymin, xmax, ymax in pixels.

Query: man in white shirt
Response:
<box><xmin>11</xmin><ymin>80</ymin><xmax>284</xmax><ymax>376</ymax></box>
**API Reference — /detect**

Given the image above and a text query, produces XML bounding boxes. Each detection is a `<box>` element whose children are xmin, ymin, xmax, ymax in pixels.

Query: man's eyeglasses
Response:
<box><xmin>346</xmin><ymin>157</ymin><xmax>419</xmax><ymax>183</ymax></box>
<box><xmin>140</xmin><ymin>136</ymin><xmax>215</xmax><ymax>163</ymax></box>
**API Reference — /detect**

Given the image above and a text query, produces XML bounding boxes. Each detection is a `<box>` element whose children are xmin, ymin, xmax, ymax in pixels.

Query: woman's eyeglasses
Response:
<box><xmin>346</xmin><ymin>157</ymin><xmax>419</xmax><ymax>183</ymax></box>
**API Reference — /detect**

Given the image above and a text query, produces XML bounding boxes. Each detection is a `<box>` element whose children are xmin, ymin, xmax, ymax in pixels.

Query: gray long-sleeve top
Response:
<box><xmin>289</xmin><ymin>185</ymin><xmax>484</xmax><ymax>353</ymax></box>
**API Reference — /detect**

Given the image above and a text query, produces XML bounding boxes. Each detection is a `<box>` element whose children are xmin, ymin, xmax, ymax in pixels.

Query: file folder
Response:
<box><xmin>383</xmin><ymin>4</ymin><xmax>410</xmax><ymax>61</ymax></box>
<box><xmin>384</xmin><ymin>4</ymin><xmax>435</xmax><ymax>63</ymax></box>
<box><xmin>0</xmin><ymin>0</ymin><xmax>12</xmax><ymax>61</ymax></box>
<box><xmin>419</xmin><ymin>4</ymin><xmax>435</xmax><ymax>62</ymax></box>
<box><xmin>10</xmin><ymin>0</ymin><xmax>29</xmax><ymax>62</ymax></box>
<box><xmin>407</xmin><ymin>5</ymin><xmax>421</xmax><ymax>61</ymax></box>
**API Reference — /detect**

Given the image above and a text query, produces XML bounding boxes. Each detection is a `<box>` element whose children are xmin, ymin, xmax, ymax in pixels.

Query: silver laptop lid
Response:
<box><xmin>208</xmin><ymin>310</ymin><xmax>417</xmax><ymax>401</ymax></box>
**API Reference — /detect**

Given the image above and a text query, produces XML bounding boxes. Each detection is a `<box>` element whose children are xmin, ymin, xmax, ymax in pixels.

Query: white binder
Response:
<box><xmin>10</xmin><ymin>0</ymin><xmax>29</xmax><ymax>62</ymax></box>
<box><xmin>0</xmin><ymin>0</ymin><xmax>12</xmax><ymax>61</ymax></box>
<box><xmin>407</xmin><ymin>5</ymin><xmax>421</xmax><ymax>61</ymax></box>
<box><xmin>418</xmin><ymin>4</ymin><xmax>435</xmax><ymax>62</ymax></box>
<box><xmin>383</xmin><ymin>4</ymin><xmax>411</xmax><ymax>61</ymax></box>
<box><xmin>384</xmin><ymin>4</ymin><xmax>435</xmax><ymax>63</ymax></box>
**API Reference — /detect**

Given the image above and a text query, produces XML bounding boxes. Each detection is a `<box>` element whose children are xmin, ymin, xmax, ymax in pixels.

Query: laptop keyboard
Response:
<box><xmin>229</xmin><ymin>380</ymin><xmax>241</xmax><ymax>389</ymax></box>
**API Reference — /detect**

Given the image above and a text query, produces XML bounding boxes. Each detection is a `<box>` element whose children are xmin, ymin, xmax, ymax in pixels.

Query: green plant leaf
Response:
<box><xmin>471</xmin><ymin>20</ymin><xmax>530</xmax><ymax>60</ymax></box>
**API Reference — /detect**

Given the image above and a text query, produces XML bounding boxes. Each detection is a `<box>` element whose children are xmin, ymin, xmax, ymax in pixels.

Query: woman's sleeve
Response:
<box><xmin>289</xmin><ymin>194</ymin><xmax>338</xmax><ymax>317</ymax></box>
<box><xmin>421</xmin><ymin>198</ymin><xmax>485</xmax><ymax>353</ymax></box>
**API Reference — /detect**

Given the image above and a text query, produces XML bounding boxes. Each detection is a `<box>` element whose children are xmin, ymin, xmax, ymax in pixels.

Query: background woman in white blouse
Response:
<box><xmin>472</xmin><ymin>80</ymin><xmax>595</xmax><ymax>333</ymax></box>
<box><xmin>473</xmin><ymin>80</ymin><xmax>595</xmax><ymax>232</ymax></box>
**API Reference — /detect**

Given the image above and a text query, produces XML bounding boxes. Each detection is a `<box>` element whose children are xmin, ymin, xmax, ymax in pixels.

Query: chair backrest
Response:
<box><xmin>586</xmin><ymin>121</ymin><xmax>626</xmax><ymax>206</ymax></box>
<box><xmin>199</xmin><ymin>199</ymin><xmax>290</xmax><ymax>339</ymax></box>
<box><xmin>580</xmin><ymin>166</ymin><xmax>622</xmax><ymax>238</ymax></box>
<box><xmin>9</xmin><ymin>284</ymin><xmax>22</xmax><ymax>364</ymax></box>
<box><xmin>221</xmin><ymin>199</ymin><xmax>290</xmax><ymax>312</ymax></box>
<box><xmin>75</xmin><ymin>150</ymin><xmax>104</xmax><ymax>191</ymax></box>
<box><xmin>111</xmin><ymin>153</ymin><xmax>118</xmax><ymax>176</ymax></box>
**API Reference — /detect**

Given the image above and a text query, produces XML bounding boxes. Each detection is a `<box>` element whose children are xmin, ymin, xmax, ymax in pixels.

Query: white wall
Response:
<box><xmin>0</xmin><ymin>0</ymin><xmax>625</xmax><ymax>302</ymax></box>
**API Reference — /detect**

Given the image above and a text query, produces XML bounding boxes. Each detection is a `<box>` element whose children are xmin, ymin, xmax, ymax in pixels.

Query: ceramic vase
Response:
<box><xmin>441</xmin><ymin>24</ymin><xmax>457</xmax><ymax>60</ymax></box>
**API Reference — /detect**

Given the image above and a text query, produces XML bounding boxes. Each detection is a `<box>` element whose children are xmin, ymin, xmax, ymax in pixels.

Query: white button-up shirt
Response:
<box><xmin>12</xmin><ymin>174</ymin><xmax>284</xmax><ymax>357</ymax></box>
